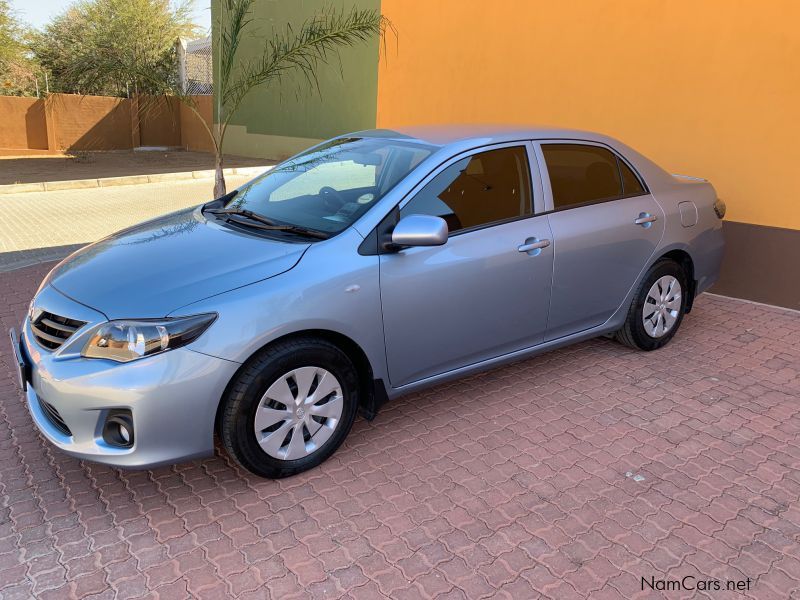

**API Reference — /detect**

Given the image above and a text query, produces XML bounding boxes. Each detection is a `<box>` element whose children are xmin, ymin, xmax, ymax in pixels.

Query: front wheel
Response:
<box><xmin>616</xmin><ymin>259</ymin><xmax>688</xmax><ymax>351</ymax></box>
<box><xmin>220</xmin><ymin>338</ymin><xmax>359</xmax><ymax>478</ymax></box>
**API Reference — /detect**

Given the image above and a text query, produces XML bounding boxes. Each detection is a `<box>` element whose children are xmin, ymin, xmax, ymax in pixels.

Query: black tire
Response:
<box><xmin>220</xmin><ymin>337</ymin><xmax>359</xmax><ymax>478</ymax></box>
<box><xmin>615</xmin><ymin>259</ymin><xmax>688</xmax><ymax>351</ymax></box>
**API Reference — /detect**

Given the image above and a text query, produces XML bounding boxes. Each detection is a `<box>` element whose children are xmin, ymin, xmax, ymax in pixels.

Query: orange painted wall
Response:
<box><xmin>377</xmin><ymin>0</ymin><xmax>800</xmax><ymax>230</ymax></box>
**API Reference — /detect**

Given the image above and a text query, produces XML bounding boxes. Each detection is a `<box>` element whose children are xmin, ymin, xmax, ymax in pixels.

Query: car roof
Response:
<box><xmin>349</xmin><ymin>124</ymin><xmax>616</xmax><ymax>148</ymax></box>
<box><xmin>344</xmin><ymin>124</ymin><xmax>676</xmax><ymax>192</ymax></box>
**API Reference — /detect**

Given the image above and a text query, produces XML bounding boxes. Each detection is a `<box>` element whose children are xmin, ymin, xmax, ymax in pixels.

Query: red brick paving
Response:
<box><xmin>1</xmin><ymin>262</ymin><xmax>799</xmax><ymax>599</ymax></box>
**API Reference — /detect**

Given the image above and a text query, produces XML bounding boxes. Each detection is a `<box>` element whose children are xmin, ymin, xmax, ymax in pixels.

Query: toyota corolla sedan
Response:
<box><xmin>9</xmin><ymin>126</ymin><xmax>725</xmax><ymax>478</ymax></box>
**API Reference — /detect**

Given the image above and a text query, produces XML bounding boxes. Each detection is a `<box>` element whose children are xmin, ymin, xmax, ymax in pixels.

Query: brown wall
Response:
<box><xmin>0</xmin><ymin>96</ymin><xmax>48</xmax><ymax>150</ymax></box>
<box><xmin>49</xmin><ymin>94</ymin><xmax>133</xmax><ymax>151</ymax></box>
<box><xmin>712</xmin><ymin>222</ymin><xmax>800</xmax><ymax>311</ymax></box>
<box><xmin>179</xmin><ymin>95</ymin><xmax>213</xmax><ymax>152</ymax></box>
<box><xmin>139</xmin><ymin>96</ymin><xmax>182</xmax><ymax>147</ymax></box>
<box><xmin>0</xmin><ymin>93</ymin><xmax>211</xmax><ymax>153</ymax></box>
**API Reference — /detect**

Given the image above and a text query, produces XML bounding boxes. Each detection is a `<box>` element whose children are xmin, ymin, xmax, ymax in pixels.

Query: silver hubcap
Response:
<box><xmin>253</xmin><ymin>366</ymin><xmax>343</xmax><ymax>461</ymax></box>
<box><xmin>643</xmin><ymin>275</ymin><xmax>682</xmax><ymax>338</ymax></box>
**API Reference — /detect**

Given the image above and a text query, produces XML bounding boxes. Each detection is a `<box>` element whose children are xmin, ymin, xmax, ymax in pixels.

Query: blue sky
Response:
<box><xmin>10</xmin><ymin>0</ymin><xmax>211</xmax><ymax>33</ymax></box>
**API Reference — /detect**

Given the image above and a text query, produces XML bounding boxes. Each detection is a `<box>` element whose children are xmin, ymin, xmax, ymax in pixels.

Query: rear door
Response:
<box><xmin>535</xmin><ymin>142</ymin><xmax>665</xmax><ymax>341</ymax></box>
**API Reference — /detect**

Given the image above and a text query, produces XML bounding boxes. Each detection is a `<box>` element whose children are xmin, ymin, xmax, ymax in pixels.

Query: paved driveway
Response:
<box><xmin>1</xmin><ymin>262</ymin><xmax>799</xmax><ymax>599</ymax></box>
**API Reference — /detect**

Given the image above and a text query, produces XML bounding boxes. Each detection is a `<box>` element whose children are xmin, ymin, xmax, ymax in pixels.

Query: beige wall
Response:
<box><xmin>0</xmin><ymin>96</ymin><xmax>48</xmax><ymax>150</ymax></box>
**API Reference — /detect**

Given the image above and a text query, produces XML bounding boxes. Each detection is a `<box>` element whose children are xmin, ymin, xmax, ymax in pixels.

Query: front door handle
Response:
<box><xmin>518</xmin><ymin>238</ymin><xmax>551</xmax><ymax>253</ymax></box>
<box><xmin>635</xmin><ymin>213</ymin><xmax>658</xmax><ymax>227</ymax></box>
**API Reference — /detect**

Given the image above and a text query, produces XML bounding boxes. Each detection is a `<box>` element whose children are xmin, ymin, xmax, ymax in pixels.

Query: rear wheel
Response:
<box><xmin>616</xmin><ymin>259</ymin><xmax>688</xmax><ymax>351</ymax></box>
<box><xmin>220</xmin><ymin>338</ymin><xmax>359</xmax><ymax>478</ymax></box>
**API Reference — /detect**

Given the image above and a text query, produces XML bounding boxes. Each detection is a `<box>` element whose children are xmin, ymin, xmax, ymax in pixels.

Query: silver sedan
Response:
<box><xmin>10</xmin><ymin>126</ymin><xmax>725</xmax><ymax>477</ymax></box>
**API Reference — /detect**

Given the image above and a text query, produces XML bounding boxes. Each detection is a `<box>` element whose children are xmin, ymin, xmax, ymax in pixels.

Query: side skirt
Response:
<box><xmin>386</xmin><ymin>318</ymin><xmax>626</xmax><ymax>401</ymax></box>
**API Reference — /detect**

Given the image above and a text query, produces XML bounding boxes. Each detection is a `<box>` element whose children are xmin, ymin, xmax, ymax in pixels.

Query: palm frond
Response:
<box><xmin>217</xmin><ymin>0</ymin><xmax>254</xmax><ymax>100</ymax></box>
<box><xmin>221</xmin><ymin>6</ymin><xmax>387</xmax><ymax>120</ymax></box>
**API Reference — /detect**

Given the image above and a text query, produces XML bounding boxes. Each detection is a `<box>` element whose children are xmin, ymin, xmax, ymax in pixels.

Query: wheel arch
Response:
<box><xmin>655</xmin><ymin>247</ymin><xmax>697</xmax><ymax>312</ymax></box>
<box><xmin>214</xmin><ymin>329</ymin><xmax>387</xmax><ymax>437</ymax></box>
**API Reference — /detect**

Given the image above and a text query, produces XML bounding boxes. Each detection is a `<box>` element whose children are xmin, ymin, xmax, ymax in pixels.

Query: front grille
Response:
<box><xmin>31</xmin><ymin>311</ymin><xmax>86</xmax><ymax>350</ymax></box>
<box><xmin>39</xmin><ymin>398</ymin><xmax>72</xmax><ymax>436</ymax></box>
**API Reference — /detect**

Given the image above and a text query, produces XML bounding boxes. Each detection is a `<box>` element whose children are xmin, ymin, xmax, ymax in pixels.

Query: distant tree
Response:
<box><xmin>136</xmin><ymin>0</ymin><xmax>389</xmax><ymax>197</ymax></box>
<box><xmin>30</xmin><ymin>0</ymin><xmax>197</xmax><ymax>96</ymax></box>
<box><xmin>0</xmin><ymin>0</ymin><xmax>37</xmax><ymax>95</ymax></box>
<box><xmin>0</xmin><ymin>1</ymin><xmax>19</xmax><ymax>64</ymax></box>
<box><xmin>27</xmin><ymin>7</ymin><xmax>85</xmax><ymax>94</ymax></box>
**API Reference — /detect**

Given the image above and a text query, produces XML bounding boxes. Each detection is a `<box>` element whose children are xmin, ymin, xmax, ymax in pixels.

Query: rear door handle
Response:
<box><xmin>635</xmin><ymin>213</ymin><xmax>658</xmax><ymax>226</ymax></box>
<box><xmin>518</xmin><ymin>239</ymin><xmax>551</xmax><ymax>253</ymax></box>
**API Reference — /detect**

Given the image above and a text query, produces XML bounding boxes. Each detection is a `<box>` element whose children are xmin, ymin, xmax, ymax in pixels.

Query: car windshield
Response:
<box><xmin>218</xmin><ymin>137</ymin><xmax>435</xmax><ymax>236</ymax></box>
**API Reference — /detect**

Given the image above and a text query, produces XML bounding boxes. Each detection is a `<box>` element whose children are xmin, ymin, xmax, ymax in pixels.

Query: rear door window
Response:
<box><xmin>541</xmin><ymin>144</ymin><xmax>623</xmax><ymax>209</ymax></box>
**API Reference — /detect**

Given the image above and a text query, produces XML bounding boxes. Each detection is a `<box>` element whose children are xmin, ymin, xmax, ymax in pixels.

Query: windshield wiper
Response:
<box><xmin>206</xmin><ymin>208</ymin><xmax>330</xmax><ymax>239</ymax></box>
<box><xmin>206</xmin><ymin>207</ymin><xmax>281</xmax><ymax>226</ymax></box>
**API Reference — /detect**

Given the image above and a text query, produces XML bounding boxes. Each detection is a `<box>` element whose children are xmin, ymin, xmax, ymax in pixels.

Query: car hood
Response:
<box><xmin>46</xmin><ymin>207</ymin><xmax>310</xmax><ymax>319</ymax></box>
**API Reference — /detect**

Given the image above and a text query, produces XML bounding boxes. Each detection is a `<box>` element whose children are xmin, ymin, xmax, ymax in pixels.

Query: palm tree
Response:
<box><xmin>63</xmin><ymin>1</ymin><xmax>387</xmax><ymax>196</ymax></box>
<box><xmin>183</xmin><ymin>1</ymin><xmax>389</xmax><ymax>197</ymax></box>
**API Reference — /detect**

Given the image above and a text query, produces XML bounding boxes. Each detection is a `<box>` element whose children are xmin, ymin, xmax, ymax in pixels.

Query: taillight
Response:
<box><xmin>713</xmin><ymin>198</ymin><xmax>726</xmax><ymax>219</ymax></box>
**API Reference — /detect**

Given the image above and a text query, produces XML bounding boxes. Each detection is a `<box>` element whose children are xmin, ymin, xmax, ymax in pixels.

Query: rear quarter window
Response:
<box><xmin>619</xmin><ymin>158</ymin><xmax>645</xmax><ymax>197</ymax></box>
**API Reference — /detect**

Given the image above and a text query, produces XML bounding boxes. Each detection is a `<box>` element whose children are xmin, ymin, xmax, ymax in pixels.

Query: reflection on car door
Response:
<box><xmin>379</xmin><ymin>143</ymin><xmax>554</xmax><ymax>387</ymax></box>
<box><xmin>536</xmin><ymin>142</ymin><xmax>666</xmax><ymax>341</ymax></box>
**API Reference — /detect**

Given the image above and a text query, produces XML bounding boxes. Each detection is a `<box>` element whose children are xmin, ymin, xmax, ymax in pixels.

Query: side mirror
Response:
<box><xmin>390</xmin><ymin>215</ymin><xmax>449</xmax><ymax>248</ymax></box>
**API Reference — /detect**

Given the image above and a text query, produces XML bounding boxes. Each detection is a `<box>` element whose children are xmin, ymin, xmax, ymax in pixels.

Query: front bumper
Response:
<box><xmin>15</xmin><ymin>288</ymin><xmax>240</xmax><ymax>469</ymax></box>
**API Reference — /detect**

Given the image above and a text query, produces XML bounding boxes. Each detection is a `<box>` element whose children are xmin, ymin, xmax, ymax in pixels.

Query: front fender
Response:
<box><xmin>172</xmin><ymin>230</ymin><xmax>387</xmax><ymax>383</ymax></box>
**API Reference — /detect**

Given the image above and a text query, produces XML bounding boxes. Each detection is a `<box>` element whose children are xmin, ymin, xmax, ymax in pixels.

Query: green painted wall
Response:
<box><xmin>212</xmin><ymin>0</ymin><xmax>381</xmax><ymax>159</ymax></box>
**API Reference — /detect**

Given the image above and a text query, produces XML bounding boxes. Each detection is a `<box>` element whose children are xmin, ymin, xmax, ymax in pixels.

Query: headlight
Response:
<box><xmin>82</xmin><ymin>314</ymin><xmax>216</xmax><ymax>362</ymax></box>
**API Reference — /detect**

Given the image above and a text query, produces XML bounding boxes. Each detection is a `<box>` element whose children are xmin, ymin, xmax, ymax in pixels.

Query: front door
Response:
<box><xmin>536</xmin><ymin>142</ymin><xmax>666</xmax><ymax>340</ymax></box>
<box><xmin>379</xmin><ymin>144</ymin><xmax>554</xmax><ymax>387</ymax></box>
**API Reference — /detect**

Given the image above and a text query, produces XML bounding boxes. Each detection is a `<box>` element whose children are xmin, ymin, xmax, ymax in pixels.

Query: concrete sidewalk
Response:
<box><xmin>0</xmin><ymin>150</ymin><xmax>272</xmax><ymax>186</ymax></box>
<box><xmin>0</xmin><ymin>176</ymin><xmax>254</xmax><ymax>271</ymax></box>
<box><xmin>0</xmin><ymin>165</ymin><xmax>270</xmax><ymax>195</ymax></box>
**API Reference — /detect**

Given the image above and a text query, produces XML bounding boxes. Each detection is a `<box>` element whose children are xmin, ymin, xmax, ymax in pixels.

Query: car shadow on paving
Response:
<box><xmin>1</xmin><ymin>262</ymin><xmax>799</xmax><ymax>599</ymax></box>
<box><xmin>0</xmin><ymin>245</ymin><xmax>85</xmax><ymax>274</ymax></box>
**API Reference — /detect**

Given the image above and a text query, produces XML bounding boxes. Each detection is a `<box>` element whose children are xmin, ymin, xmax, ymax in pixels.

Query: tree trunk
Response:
<box><xmin>213</xmin><ymin>153</ymin><xmax>226</xmax><ymax>198</ymax></box>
